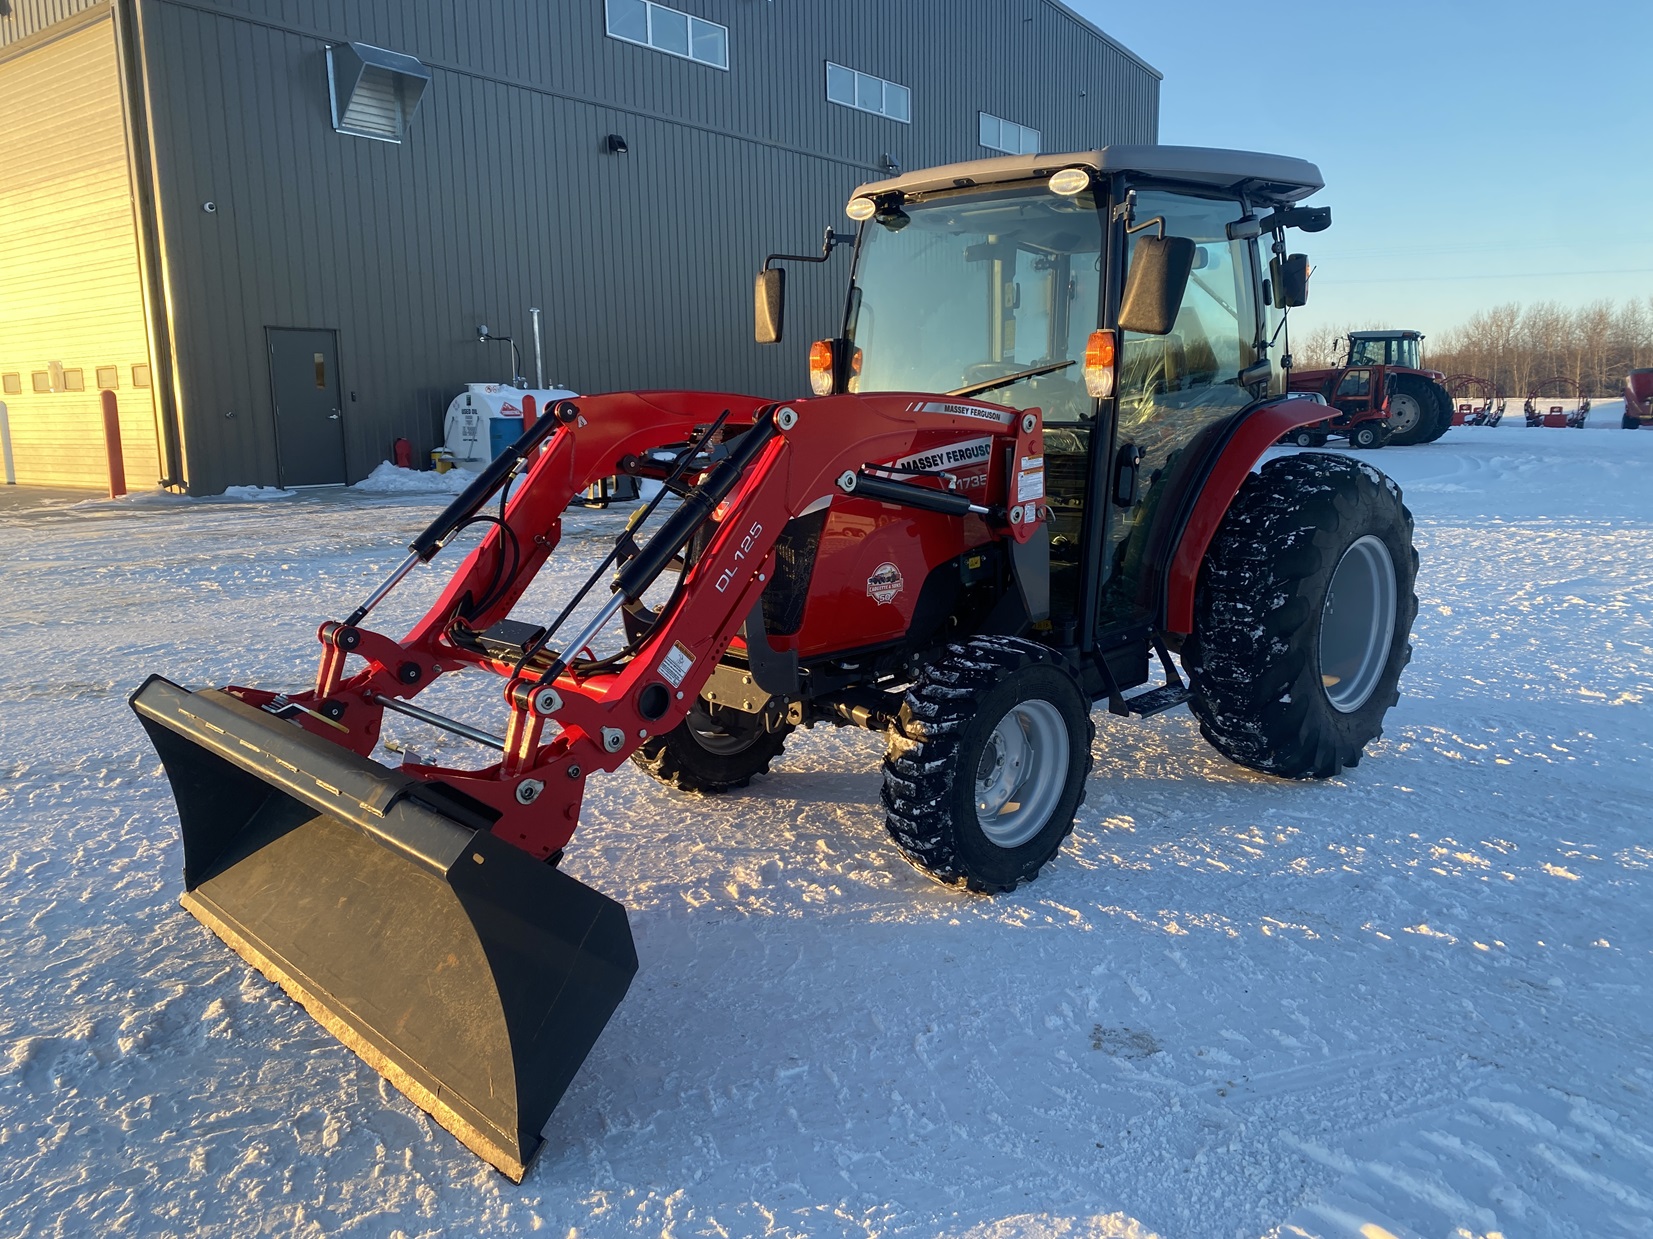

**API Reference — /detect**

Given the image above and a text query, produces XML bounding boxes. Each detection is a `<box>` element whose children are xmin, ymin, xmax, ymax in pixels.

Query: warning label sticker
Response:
<box><xmin>1016</xmin><ymin>456</ymin><xmax>1045</xmax><ymax>503</ymax></box>
<box><xmin>659</xmin><ymin>642</ymin><xmax>696</xmax><ymax>687</ymax></box>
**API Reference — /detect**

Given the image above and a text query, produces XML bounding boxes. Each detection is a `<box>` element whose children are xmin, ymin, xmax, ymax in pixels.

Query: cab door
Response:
<box><xmin>1095</xmin><ymin>188</ymin><xmax>1262</xmax><ymax>632</ymax></box>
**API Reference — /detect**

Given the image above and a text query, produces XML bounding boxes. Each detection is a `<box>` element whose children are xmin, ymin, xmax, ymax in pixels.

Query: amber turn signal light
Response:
<box><xmin>1084</xmin><ymin>329</ymin><xmax>1116</xmax><ymax>398</ymax></box>
<box><xmin>809</xmin><ymin>339</ymin><xmax>834</xmax><ymax>396</ymax></box>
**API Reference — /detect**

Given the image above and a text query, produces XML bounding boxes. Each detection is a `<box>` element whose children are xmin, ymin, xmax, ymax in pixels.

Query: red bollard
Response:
<box><xmin>101</xmin><ymin>389</ymin><xmax>127</xmax><ymax>498</ymax></box>
<box><xmin>522</xmin><ymin>393</ymin><xmax>538</xmax><ymax>431</ymax></box>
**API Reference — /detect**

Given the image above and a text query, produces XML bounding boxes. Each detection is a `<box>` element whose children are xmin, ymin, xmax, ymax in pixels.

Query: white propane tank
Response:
<box><xmin>440</xmin><ymin>383</ymin><xmax>577</xmax><ymax>466</ymax></box>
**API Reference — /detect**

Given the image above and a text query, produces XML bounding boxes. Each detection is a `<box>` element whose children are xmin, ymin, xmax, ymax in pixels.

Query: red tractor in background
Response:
<box><xmin>1289</xmin><ymin>329</ymin><xmax>1453</xmax><ymax>446</ymax></box>
<box><xmin>1624</xmin><ymin>369</ymin><xmax>1653</xmax><ymax>428</ymax></box>
<box><xmin>131</xmin><ymin>146</ymin><xmax>1419</xmax><ymax>1181</ymax></box>
<box><xmin>1277</xmin><ymin>367</ymin><xmax>1392</xmax><ymax>449</ymax></box>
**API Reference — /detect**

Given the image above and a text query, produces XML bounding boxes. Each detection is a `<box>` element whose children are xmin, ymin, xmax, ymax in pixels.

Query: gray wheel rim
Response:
<box><xmin>1388</xmin><ymin>391</ymin><xmax>1422</xmax><ymax>435</ymax></box>
<box><xmin>686</xmin><ymin>703</ymin><xmax>760</xmax><ymax>755</ymax></box>
<box><xmin>1318</xmin><ymin>535</ymin><xmax>1398</xmax><ymax>713</ymax></box>
<box><xmin>975</xmin><ymin>699</ymin><xmax>1069</xmax><ymax>847</ymax></box>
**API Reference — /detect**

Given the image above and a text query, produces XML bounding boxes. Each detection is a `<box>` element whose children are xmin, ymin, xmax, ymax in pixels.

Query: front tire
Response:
<box><xmin>631</xmin><ymin>700</ymin><xmax>791</xmax><ymax>793</ymax></box>
<box><xmin>1349</xmin><ymin>421</ymin><xmax>1383</xmax><ymax>449</ymax></box>
<box><xmin>1183</xmin><ymin>453</ymin><xmax>1418</xmax><ymax>779</ymax></box>
<box><xmin>881</xmin><ymin>637</ymin><xmax>1093</xmax><ymax>892</ymax></box>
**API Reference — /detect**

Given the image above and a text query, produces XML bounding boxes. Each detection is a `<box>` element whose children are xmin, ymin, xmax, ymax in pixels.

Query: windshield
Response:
<box><xmin>1347</xmin><ymin>335</ymin><xmax>1421</xmax><ymax>368</ymax></box>
<box><xmin>1347</xmin><ymin>337</ymin><xmax>1387</xmax><ymax>366</ymax></box>
<box><xmin>845</xmin><ymin>185</ymin><xmax>1104</xmax><ymax>423</ymax></box>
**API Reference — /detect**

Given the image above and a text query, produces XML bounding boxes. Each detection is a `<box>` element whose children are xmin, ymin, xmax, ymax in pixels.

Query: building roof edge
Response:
<box><xmin>1043</xmin><ymin>0</ymin><xmax>1163</xmax><ymax>81</ymax></box>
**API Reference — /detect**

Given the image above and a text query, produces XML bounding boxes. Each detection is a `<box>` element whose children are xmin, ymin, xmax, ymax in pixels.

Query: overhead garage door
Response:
<box><xmin>0</xmin><ymin>16</ymin><xmax>160</xmax><ymax>490</ymax></box>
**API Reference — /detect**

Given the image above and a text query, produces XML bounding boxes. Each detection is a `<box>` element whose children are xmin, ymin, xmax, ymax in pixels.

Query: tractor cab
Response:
<box><xmin>1347</xmin><ymin>330</ymin><xmax>1423</xmax><ymax>370</ymax></box>
<box><xmin>778</xmin><ymin>145</ymin><xmax>1327</xmax><ymax>650</ymax></box>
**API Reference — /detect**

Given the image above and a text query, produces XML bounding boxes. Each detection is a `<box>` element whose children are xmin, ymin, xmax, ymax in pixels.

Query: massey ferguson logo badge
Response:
<box><xmin>866</xmin><ymin>561</ymin><xmax>905</xmax><ymax>605</ymax></box>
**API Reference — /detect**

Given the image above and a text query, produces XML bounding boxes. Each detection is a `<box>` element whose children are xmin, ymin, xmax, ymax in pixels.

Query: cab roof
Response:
<box><xmin>1348</xmin><ymin>330</ymin><xmax>1424</xmax><ymax>340</ymax></box>
<box><xmin>852</xmin><ymin>144</ymin><xmax>1324</xmax><ymax>207</ymax></box>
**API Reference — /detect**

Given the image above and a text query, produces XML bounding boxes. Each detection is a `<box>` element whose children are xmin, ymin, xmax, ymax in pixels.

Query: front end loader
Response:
<box><xmin>134</xmin><ymin>144</ymin><xmax>1418</xmax><ymax>1180</ymax></box>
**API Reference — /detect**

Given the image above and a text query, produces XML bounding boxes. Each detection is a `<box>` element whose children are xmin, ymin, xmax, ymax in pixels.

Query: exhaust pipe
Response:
<box><xmin>530</xmin><ymin>306</ymin><xmax>545</xmax><ymax>390</ymax></box>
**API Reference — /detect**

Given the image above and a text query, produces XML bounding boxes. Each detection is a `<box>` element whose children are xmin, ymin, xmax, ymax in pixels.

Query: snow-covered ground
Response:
<box><xmin>1</xmin><ymin>414</ymin><xmax>1649</xmax><ymax>1238</ymax></box>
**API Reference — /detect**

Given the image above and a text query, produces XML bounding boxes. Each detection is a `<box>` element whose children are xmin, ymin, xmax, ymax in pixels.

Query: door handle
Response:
<box><xmin>329</xmin><ymin>410</ymin><xmax>341</xmax><ymax>420</ymax></box>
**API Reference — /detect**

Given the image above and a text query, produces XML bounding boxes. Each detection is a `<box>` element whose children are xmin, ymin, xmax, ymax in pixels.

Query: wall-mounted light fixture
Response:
<box><xmin>879</xmin><ymin>152</ymin><xmax>901</xmax><ymax>174</ymax></box>
<box><xmin>605</xmin><ymin>133</ymin><xmax>629</xmax><ymax>155</ymax></box>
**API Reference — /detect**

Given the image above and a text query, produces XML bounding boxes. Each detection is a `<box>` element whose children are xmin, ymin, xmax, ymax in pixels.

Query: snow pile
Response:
<box><xmin>0</xmin><ymin>425</ymin><xmax>1649</xmax><ymax>1237</ymax></box>
<box><xmin>216</xmin><ymin>484</ymin><xmax>295</xmax><ymax>501</ymax></box>
<box><xmin>350</xmin><ymin>460</ymin><xmax>478</xmax><ymax>495</ymax></box>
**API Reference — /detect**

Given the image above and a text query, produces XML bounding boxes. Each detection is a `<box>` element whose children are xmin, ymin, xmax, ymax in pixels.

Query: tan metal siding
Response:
<box><xmin>0</xmin><ymin>15</ymin><xmax>160</xmax><ymax>488</ymax></box>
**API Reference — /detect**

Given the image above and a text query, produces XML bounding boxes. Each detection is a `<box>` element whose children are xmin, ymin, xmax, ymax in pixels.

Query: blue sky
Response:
<box><xmin>1068</xmin><ymin>0</ymin><xmax>1653</xmax><ymax>336</ymax></box>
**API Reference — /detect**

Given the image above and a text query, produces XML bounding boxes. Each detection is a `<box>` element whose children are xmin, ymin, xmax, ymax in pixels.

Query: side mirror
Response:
<box><xmin>754</xmin><ymin>267</ymin><xmax>785</xmax><ymax>344</ymax></box>
<box><xmin>1271</xmin><ymin>253</ymin><xmax>1310</xmax><ymax>308</ymax></box>
<box><xmin>1117</xmin><ymin>234</ymin><xmax>1195</xmax><ymax>336</ymax></box>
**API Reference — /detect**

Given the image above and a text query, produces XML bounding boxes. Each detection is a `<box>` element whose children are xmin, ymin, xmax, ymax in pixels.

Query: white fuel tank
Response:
<box><xmin>440</xmin><ymin>383</ymin><xmax>577</xmax><ymax>466</ymax></box>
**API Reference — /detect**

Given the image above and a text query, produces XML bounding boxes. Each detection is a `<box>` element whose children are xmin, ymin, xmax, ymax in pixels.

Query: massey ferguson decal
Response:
<box><xmin>866</xmin><ymin>561</ymin><xmax>905</xmax><ymax>605</ymax></box>
<box><xmin>890</xmin><ymin>436</ymin><xmax>993</xmax><ymax>476</ymax></box>
<box><xmin>907</xmin><ymin>400</ymin><xmax>1015</xmax><ymax>426</ymax></box>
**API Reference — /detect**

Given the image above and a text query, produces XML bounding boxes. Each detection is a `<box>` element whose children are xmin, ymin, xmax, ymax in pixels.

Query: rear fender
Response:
<box><xmin>1161</xmin><ymin>396</ymin><xmax>1335</xmax><ymax>636</ymax></box>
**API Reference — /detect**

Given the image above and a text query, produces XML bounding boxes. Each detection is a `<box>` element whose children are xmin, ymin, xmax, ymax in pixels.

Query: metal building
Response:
<box><xmin>0</xmin><ymin>0</ymin><xmax>1159</xmax><ymax>494</ymax></box>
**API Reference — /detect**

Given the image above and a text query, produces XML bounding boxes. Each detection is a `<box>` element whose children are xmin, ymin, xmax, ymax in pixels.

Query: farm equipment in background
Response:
<box><xmin>1278</xmin><ymin>367</ymin><xmax>1392</xmax><ymax>448</ymax></box>
<box><xmin>1524</xmin><ymin>377</ymin><xmax>1592</xmax><ymax>428</ymax></box>
<box><xmin>1624</xmin><ymin>369</ymin><xmax>1653</xmax><ymax>428</ymax></box>
<box><xmin>1446</xmin><ymin>374</ymin><xmax>1505</xmax><ymax>426</ymax></box>
<box><xmin>132</xmin><ymin>146</ymin><xmax>1418</xmax><ymax>1181</ymax></box>
<box><xmin>1290</xmin><ymin>329</ymin><xmax>1452</xmax><ymax>446</ymax></box>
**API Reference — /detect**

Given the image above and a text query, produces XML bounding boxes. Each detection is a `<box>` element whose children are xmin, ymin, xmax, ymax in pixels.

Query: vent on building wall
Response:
<box><xmin>327</xmin><ymin>42</ymin><xmax>431</xmax><ymax>143</ymax></box>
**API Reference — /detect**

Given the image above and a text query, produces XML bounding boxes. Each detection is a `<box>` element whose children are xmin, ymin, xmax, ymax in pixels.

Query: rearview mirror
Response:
<box><xmin>1271</xmin><ymin>253</ymin><xmax>1310</xmax><ymax>308</ymax></box>
<box><xmin>1117</xmin><ymin>235</ymin><xmax>1196</xmax><ymax>336</ymax></box>
<box><xmin>754</xmin><ymin>267</ymin><xmax>785</xmax><ymax>344</ymax></box>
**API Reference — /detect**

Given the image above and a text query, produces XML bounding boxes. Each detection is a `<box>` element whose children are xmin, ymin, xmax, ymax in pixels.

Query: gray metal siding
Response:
<box><xmin>133</xmin><ymin>0</ymin><xmax>1157</xmax><ymax>493</ymax></box>
<box><xmin>0</xmin><ymin>0</ymin><xmax>107</xmax><ymax>48</ymax></box>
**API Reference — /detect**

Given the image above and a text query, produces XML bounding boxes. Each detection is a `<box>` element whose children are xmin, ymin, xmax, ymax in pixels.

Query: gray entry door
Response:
<box><xmin>268</xmin><ymin>328</ymin><xmax>345</xmax><ymax>486</ymax></box>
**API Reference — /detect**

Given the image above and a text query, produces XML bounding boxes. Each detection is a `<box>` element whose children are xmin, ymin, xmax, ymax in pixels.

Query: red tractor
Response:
<box><xmin>1289</xmin><ymin>330</ymin><xmax>1453</xmax><ymax>446</ymax></box>
<box><xmin>1624</xmin><ymin>369</ymin><xmax>1653</xmax><ymax>428</ymax></box>
<box><xmin>132</xmin><ymin>146</ymin><xmax>1419</xmax><ymax>1180</ymax></box>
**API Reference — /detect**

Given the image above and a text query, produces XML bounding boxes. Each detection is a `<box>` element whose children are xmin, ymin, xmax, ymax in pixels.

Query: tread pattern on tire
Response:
<box><xmin>630</xmin><ymin>709</ymin><xmax>790</xmax><ymax>794</ymax></box>
<box><xmin>1417</xmin><ymin>378</ymin><xmax>1453</xmax><ymax>443</ymax></box>
<box><xmin>881</xmin><ymin>635</ymin><xmax>1094</xmax><ymax>893</ymax></box>
<box><xmin>1182</xmin><ymin>452</ymin><xmax>1419</xmax><ymax>779</ymax></box>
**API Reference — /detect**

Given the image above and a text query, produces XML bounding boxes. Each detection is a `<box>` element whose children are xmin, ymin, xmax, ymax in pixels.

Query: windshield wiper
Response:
<box><xmin>947</xmin><ymin>359</ymin><xmax>1075</xmax><ymax>399</ymax></box>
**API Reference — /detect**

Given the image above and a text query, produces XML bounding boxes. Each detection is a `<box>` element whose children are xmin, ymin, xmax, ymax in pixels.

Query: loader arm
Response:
<box><xmin>236</xmin><ymin>390</ymin><xmax>1042</xmax><ymax>861</ymax></box>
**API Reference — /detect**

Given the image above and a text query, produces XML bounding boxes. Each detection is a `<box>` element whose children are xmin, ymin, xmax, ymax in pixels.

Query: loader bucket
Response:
<box><xmin>129</xmin><ymin>676</ymin><xmax>637</xmax><ymax>1182</ymax></box>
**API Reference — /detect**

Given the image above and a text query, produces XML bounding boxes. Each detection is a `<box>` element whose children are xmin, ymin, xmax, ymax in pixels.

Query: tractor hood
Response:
<box><xmin>853</xmin><ymin>144</ymin><xmax>1324</xmax><ymax>207</ymax></box>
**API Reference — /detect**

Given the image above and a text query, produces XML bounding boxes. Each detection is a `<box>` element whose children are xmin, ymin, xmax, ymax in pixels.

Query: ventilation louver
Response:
<box><xmin>327</xmin><ymin>42</ymin><xmax>430</xmax><ymax>143</ymax></box>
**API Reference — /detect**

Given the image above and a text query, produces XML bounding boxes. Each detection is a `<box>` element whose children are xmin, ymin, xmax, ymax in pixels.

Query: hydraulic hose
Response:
<box><xmin>613</xmin><ymin>410</ymin><xmax>778</xmax><ymax>602</ymax></box>
<box><xmin>408</xmin><ymin>404</ymin><xmax>566</xmax><ymax>563</ymax></box>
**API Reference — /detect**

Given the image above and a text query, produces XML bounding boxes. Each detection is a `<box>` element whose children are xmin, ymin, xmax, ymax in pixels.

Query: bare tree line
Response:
<box><xmin>1291</xmin><ymin>299</ymin><xmax>1653</xmax><ymax>396</ymax></box>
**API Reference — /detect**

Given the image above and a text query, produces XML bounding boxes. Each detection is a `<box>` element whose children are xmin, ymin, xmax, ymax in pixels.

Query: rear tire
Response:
<box><xmin>1289</xmin><ymin>428</ymin><xmax>1328</xmax><ymax>448</ymax></box>
<box><xmin>881</xmin><ymin>636</ymin><xmax>1093</xmax><ymax>892</ymax></box>
<box><xmin>1183</xmin><ymin>453</ymin><xmax>1418</xmax><ymax>779</ymax></box>
<box><xmin>631</xmin><ymin>700</ymin><xmax>791</xmax><ymax>793</ymax></box>
<box><xmin>1385</xmin><ymin>376</ymin><xmax>1446</xmax><ymax>445</ymax></box>
<box><xmin>1417</xmin><ymin>381</ymin><xmax>1453</xmax><ymax>443</ymax></box>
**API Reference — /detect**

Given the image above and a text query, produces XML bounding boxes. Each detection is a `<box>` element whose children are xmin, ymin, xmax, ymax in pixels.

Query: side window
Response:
<box><xmin>1104</xmin><ymin>189</ymin><xmax>1260</xmax><ymax>623</ymax></box>
<box><xmin>1335</xmin><ymin>369</ymin><xmax>1371</xmax><ymax>398</ymax></box>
